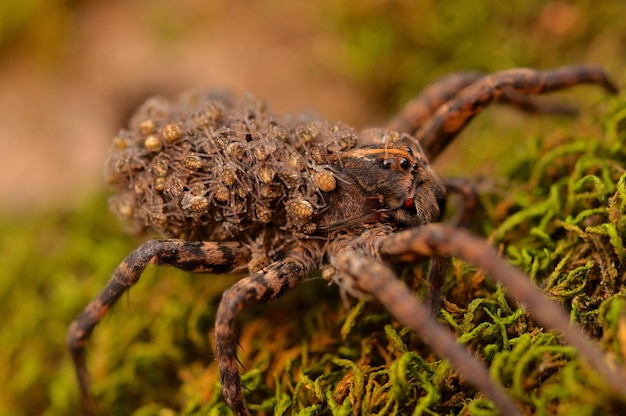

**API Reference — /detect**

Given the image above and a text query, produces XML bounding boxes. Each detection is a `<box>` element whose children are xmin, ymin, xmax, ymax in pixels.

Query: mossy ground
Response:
<box><xmin>2</xmin><ymin>1</ymin><xmax>626</xmax><ymax>416</ymax></box>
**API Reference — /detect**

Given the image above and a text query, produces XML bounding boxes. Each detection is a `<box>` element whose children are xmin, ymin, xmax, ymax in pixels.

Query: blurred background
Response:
<box><xmin>1</xmin><ymin>0</ymin><xmax>625</xmax><ymax>213</ymax></box>
<box><xmin>1</xmin><ymin>1</ymin><xmax>626</xmax><ymax>415</ymax></box>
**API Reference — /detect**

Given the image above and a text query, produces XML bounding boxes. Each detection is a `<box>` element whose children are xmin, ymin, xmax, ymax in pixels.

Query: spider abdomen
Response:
<box><xmin>106</xmin><ymin>91</ymin><xmax>365</xmax><ymax>240</ymax></box>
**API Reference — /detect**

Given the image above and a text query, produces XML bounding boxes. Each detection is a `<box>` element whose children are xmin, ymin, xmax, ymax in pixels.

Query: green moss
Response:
<box><xmin>0</xmin><ymin>194</ymin><xmax>132</xmax><ymax>416</ymax></box>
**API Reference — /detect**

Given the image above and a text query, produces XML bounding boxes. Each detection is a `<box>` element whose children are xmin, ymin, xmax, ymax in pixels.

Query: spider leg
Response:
<box><xmin>496</xmin><ymin>88</ymin><xmax>579</xmax><ymax>116</ymax></box>
<box><xmin>378</xmin><ymin>223</ymin><xmax>626</xmax><ymax>398</ymax></box>
<box><xmin>414</xmin><ymin>65</ymin><xmax>618</xmax><ymax>160</ymax></box>
<box><xmin>67</xmin><ymin>239</ymin><xmax>251</xmax><ymax>416</ymax></box>
<box><xmin>425</xmin><ymin>255</ymin><xmax>448</xmax><ymax>316</ymax></box>
<box><xmin>215</xmin><ymin>257</ymin><xmax>310</xmax><ymax>416</ymax></box>
<box><xmin>387</xmin><ymin>71</ymin><xmax>484</xmax><ymax>135</ymax></box>
<box><xmin>444</xmin><ymin>177</ymin><xmax>480</xmax><ymax>228</ymax></box>
<box><xmin>387</xmin><ymin>71</ymin><xmax>582</xmax><ymax>141</ymax></box>
<box><xmin>423</xmin><ymin>178</ymin><xmax>481</xmax><ymax>315</ymax></box>
<box><xmin>333</xmin><ymin>249</ymin><xmax>522</xmax><ymax>416</ymax></box>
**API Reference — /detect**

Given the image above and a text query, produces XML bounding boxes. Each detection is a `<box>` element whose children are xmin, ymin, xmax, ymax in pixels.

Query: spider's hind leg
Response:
<box><xmin>67</xmin><ymin>239</ymin><xmax>251</xmax><ymax>416</ymax></box>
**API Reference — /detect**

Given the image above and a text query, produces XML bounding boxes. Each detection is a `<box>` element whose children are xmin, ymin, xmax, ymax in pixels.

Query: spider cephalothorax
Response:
<box><xmin>317</xmin><ymin>143</ymin><xmax>446</xmax><ymax>231</ymax></box>
<box><xmin>69</xmin><ymin>65</ymin><xmax>625</xmax><ymax>416</ymax></box>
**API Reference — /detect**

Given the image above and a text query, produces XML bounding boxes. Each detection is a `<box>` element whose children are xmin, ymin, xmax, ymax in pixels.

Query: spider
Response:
<box><xmin>68</xmin><ymin>65</ymin><xmax>625</xmax><ymax>415</ymax></box>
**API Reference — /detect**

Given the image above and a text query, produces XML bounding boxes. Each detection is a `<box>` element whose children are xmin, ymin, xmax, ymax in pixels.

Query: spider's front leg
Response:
<box><xmin>386</xmin><ymin>71</ymin><xmax>484</xmax><ymax>136</ymax></box>
<box><xmin>386</xmin><ymin>70</ymin><xmax>586</xmax><ymax>143</ymax></box>
<box><xmin>331</xmin><ymin>236</ymin><xmax>522</xmax><ymax>416</ymax></box>
<box><xmin>378</xmin><ymin>223</ymin><xmax>626</xmax><ymax>398</ymax></box>
<box><xmin>411</xmin><ymin>65</ymin><xmax>618</xmax><ymax>160</ymax></box>
<box><xmin>215</xmin><ymin>255</ymin><xmax>312</xmax><ymax>416</ymax></box>
<box><xmin>67</xmin><ymin>239</ymin><xmax>251</xmax><ymax>415</ymax></box>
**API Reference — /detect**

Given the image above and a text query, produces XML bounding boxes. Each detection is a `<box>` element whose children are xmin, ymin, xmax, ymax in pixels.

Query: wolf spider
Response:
<box><xmin>68</xmin><ymin>65</ymin><xmax>624</xmax><ymax>415</ymax></box>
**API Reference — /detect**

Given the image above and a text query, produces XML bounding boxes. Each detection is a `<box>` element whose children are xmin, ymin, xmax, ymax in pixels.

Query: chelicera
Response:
<box><xmin>68</xmin><ymin>65</ymin><xmax>625</xmax><ymax>415</ymax></box>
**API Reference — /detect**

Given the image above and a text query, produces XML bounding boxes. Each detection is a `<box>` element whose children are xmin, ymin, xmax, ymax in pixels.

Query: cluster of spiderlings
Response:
<box><xmin>106</xmin><ymin>90</ymin><xmax>358</xmax><ymax>240</ymax></box>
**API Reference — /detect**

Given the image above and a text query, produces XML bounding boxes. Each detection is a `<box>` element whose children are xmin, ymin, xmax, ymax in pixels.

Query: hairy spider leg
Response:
<box><xmin>442</xmin><ymin>177</ymin><xmax>480</xmax><ymax>228</ymax></box>
<box><xmin>67</xmin><ymin>239</ymin><xmax>251</xmax><ymax>415</ymax></box>
<box><xmin>414</xmin><ymin>65</ymin><xmax>618</xmax><ymax>160</ymax></box>
<box><xmin>386</xmin><ymin>71</ymin><xmax>585</xmax><ymax>147</ymax></box>
<box><xmin>387</xmin><ymin>71</ymin><xmax>484</xmax><ymax>136</ymax></box>
<box><xmin>379</xmin><ymin>223</ymin><xmax>626</xmax><ymax>399</ymax></box>
<box><xmin>407</xmin><ymin>179</ymin><xmax>480</xmax><ymax>317</ymax></box>
<box><xmin>333</xmin><ymin>246</ymin><xmax>522</xmax><ymax>416</ymax></box>
<box><xmin>215</xmin><ymin>259</ymin><xmax>310</xmax><ymax>416</ymax></box>
<box><xmin>424</xmin><ymin>255</ymin><xmax>449</xmax><ymax>316</ymax></box>
<box><xmin>492</xmin><ymin>88</ymin><xmax>580</xmax><ymax>116</ymax></box>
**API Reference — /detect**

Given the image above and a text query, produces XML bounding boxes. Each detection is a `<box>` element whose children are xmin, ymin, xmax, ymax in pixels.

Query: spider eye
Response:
<box><xmin>405</xmin><ymin>147</ymin><xmax>413</xmax><ymax>155</ymax></box>
<box><xmin>381</xmin><ymin>159</ymin><xmax>392</xmax><ymax>169</ymax></box>
<box><xmin>399</xmin><ymin>158</ymin><xmax>410</xmax><ymax>170</ymax></box>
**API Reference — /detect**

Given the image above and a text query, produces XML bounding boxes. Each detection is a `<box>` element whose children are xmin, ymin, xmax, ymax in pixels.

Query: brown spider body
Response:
<box><xmin>69</xmin><ymin>66</ymin><xmax>625</xmax><ymax>415</ymax></box>
<box><xmin>106</xmin><ymin>91</ymin><xmax>445</xmax><ymax>243</ymax></box>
